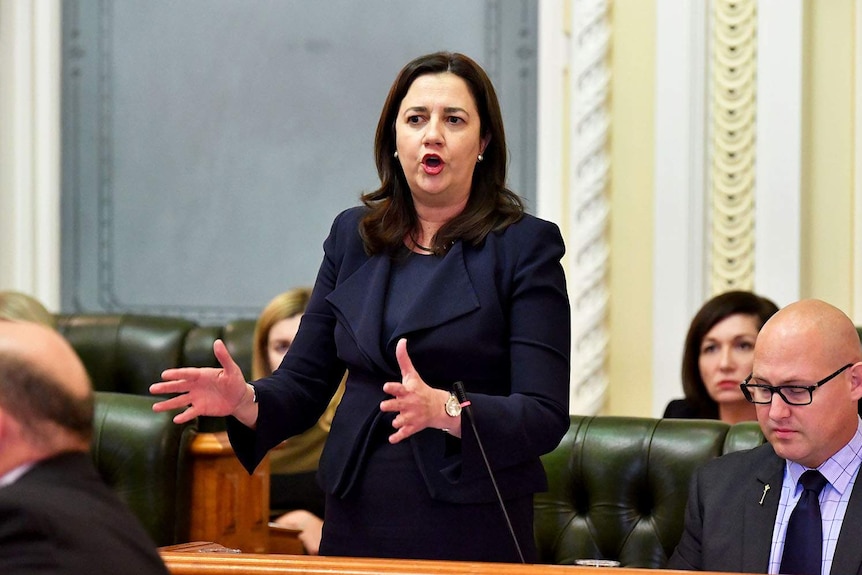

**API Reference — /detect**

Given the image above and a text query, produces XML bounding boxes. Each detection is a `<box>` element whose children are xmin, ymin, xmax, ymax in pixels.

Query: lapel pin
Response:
<box><xmin>759</xmin><ymin>484</ymin><xmax>770</xmax><ymax>505</ymax></box>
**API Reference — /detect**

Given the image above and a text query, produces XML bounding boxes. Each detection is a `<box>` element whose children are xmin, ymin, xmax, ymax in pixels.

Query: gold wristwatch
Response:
<box><xmin>445</xmin><ymin>392</ymin><xmax>462</xmax><ymax>417</ymax></box>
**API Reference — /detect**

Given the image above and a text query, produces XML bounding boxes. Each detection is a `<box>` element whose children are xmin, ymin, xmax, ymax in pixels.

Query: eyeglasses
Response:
<box><xmin>740</xmin><ymin>363</ymin><xmax>853</xmax><ymax>406</ymax></box>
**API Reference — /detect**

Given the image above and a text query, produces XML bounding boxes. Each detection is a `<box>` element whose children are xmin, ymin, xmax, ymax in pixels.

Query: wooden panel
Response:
<box><xmin>268</xmin><ymin>523</ymin><xmax>305</xmax><ymax>555</ymax></box>
<box><xmin>189</xmin><ymin>432</ymin><xmax>270</xmax><ymax>553</ymax></box>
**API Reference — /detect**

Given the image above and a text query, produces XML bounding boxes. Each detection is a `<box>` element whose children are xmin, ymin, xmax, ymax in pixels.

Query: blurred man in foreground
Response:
<box><xmin>0</xmin><ymin>320</ymin><xmax>169</xmax><ymax>575</ymax></box>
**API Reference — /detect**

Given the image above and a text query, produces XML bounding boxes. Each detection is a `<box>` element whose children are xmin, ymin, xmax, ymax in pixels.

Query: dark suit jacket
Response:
<box><xmin>0</xmin><ymin>452</ymin><xmax>169</xmax><ymax>575</ymax></box>
<box><xmin>228</xmin><ymin>206</ymin><xmax>571</xmax><ymax>504</ymax></box>
<box><xmin>668</xmin><ymin>442</ymin><xmax>862</xmax><ymax>574</ymax></box>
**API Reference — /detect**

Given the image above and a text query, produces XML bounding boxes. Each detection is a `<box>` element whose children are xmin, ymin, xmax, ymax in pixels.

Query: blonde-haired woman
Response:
<box><xmin>254</xmin><ymin>288</ymin><xmax>344</xmax><ymax>555</ymax></box>
<box><xmin>0</xmin><ymin>291</ymin><xmax>55</xmax><ymax>327</ymax></box>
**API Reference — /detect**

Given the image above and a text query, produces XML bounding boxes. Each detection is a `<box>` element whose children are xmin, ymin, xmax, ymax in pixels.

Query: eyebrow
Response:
<box><xmin>403</xmin><ymin>106</ymin><xmax>470</xmax><ymax>115</ymax></box>
<box><xmin>750</xmin><ymin>374</ymin><xmax>805</xmax><ymax>386</ymax></box>
<box><xmin>701</xmin><ymin>333</ymin><xmax>756</xmax><ymax>344</ymax></box>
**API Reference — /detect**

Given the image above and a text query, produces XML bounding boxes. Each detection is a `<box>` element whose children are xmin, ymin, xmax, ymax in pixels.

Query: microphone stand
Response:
<box><xmin>452</xmin><ymin>381</ymin><xmax>525</xmax><ymax>563</ymax></box>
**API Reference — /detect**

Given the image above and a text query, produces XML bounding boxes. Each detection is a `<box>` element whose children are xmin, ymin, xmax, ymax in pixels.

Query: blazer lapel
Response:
<box><xmin>742</xmin><ymin>452</ymin><xmax>785</xmax><ymax>572</ymax></box>
<box><xmin>326</xmin><ymin>254</ymin><xmax>394</xmax><ymax>374</ymax></box>
<box><xmin>388</xmin><ymin>240</ymin><xmax>479</xmax><ymax>345</ymax></box>
<box><xmin>830</xmin><ymin>471</ymin><xmax>862</xmax><ymax>575</ymax></box>
<box><xmin>326</xmin><ymin>241</ymin><xmax>480</xmax><ymax>374</ymax></box>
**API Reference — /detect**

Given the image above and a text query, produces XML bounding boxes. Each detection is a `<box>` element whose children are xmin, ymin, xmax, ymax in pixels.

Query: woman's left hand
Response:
<box><xmin>380</xmin><ymin>338</ymin><xmax>458</xmax><ymax>443</ymax></box>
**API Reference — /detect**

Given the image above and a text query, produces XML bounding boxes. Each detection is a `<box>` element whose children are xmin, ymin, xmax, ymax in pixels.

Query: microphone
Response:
<box><xmin>452</xmin><ymin>381</ymin><xmax>525</xmax><ymax>563</ymax></box>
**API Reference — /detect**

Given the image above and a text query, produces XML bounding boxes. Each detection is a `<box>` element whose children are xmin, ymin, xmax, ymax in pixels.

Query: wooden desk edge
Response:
<box><xmin>160</xmin><ymin>551</ymin><xmax>745</xmax><ymax>575</ymax></box>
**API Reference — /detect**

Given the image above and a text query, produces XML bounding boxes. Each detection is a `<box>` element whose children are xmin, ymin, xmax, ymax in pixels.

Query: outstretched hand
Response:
<box><xmin>380</xmin><ymin>338</ymin><xmax>456</xmax><ymax>443</ymax></box>
<box><xmin>149</xmin><ymin>339</ymin><xmax>257</xmax><ymax>427</ymax></box>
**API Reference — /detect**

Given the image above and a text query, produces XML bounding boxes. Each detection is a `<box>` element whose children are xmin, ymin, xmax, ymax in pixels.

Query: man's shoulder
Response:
<box><xmin>699</xmin><ymin>442</ymin><xmax>778</xmax><ymax>483</ymax></box>
<box><xmin>0</xmin><ymin>456</ymin><xmax>104</xmax><ymax>537</ymax></box>
<box><xmin>1</xmin><ymin>453</ymin><xmax>108</xmax><ymax>502</ymax></box>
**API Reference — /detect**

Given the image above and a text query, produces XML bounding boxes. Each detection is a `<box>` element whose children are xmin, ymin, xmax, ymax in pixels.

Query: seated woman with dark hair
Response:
<box><xmin>663</xmin><ymin>290</ymin><xmax>779</xmax><ymax>423</ymax></box>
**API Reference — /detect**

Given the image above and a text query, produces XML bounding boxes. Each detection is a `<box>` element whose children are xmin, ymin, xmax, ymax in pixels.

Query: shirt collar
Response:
<box><xmin>0</xmin><ymin>462</ymin><xmax>36</xmax><ymax>489</ymax></box>
<box><xmin>786</xmin><ymin>416</ymin><xmax>862</xmax><ymax>496</ymax></box>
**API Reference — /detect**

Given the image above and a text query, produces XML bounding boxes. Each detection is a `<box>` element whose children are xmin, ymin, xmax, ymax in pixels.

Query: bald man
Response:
<box><xmin>668</xmin><ymin>299</ymin><xmax>862</xmax><ymax>574</ymax></box>
<box><xmin>0</xmin><ymin>320</ymin><xmax>169</xmax><ymax>575</ymax></box>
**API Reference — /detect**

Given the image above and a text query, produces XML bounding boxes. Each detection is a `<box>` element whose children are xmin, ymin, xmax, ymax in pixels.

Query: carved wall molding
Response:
<box><xmin>709</xmin><ymin>0</ymin><xmax>757</xmax><ymax>293</ymax></box>
<box><xmin>567</xmin><ymin>0</ymin><xmax>611</xmax><ymax>415</ymax></box>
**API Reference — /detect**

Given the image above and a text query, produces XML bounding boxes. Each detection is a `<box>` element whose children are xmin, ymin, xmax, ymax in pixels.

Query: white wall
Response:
<box><xmin>0</xmin><ymin>0</ymin><xmax>62</xmax><ymax>310</ymax></box>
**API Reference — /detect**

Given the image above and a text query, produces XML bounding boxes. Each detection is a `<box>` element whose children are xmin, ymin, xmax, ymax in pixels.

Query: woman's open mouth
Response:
<box><xmin>422</xmin><ymin>155</ymin><xmax>444</xmax><ymax>175</ymax></box>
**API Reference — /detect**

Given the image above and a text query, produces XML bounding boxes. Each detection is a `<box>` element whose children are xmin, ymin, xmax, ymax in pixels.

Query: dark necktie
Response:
<box><xmin>780</xmin><ymin>469</ymin><xmax>829</xmax><ymax>575</ymax></box>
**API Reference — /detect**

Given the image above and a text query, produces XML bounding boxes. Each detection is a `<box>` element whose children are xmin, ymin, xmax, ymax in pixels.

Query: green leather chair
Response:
<box><xmin>56</xmin><ymin>314</ymin><xmax>256</xmax><ymax>394</ymax></box>
<box><xmin>180</xmin><ymin>318</ymin><xmax>256</xmax><ymax>432</ymax></box>
<box><xmin>91</xmin><ymin>392</ymin><xmax>197</xmax><ymax>547</ymax></box>
<box><xmin>56</xmin><ymin>314</ymin><xmax>258</xmax><ymax>546</ymax></box>
<box><xmin>56</xmin><ymin>314</ymin><xmax>198</xmax><ymax>395</ymax></box>
<box><xmin>534</xmin><ymin>416</ymin><xmax>766</xmax><ymax>567</ymax></box>
<box><xmin>57</xmin><ymin>313</ymin><xmax>257</xmax><ymax>432</ymax></box>
<box><xmin>62</xmin><ymin>314</ymin><xmax>862</xmax><ymax>558</ymax></box>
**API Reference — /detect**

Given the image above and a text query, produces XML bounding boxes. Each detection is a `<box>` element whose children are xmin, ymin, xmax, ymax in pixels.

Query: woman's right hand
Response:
<box><xmin>149</xmin><ymin>338</ymin><xmax>258</xmax><ymax>427</ymax></box>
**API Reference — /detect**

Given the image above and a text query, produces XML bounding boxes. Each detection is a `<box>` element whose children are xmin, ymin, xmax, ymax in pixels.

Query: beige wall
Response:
<box><xmin>606</xmin><ymin>0</ymin><xmax>656</xmax><ymax>416</ymax></box>
<box><xmin>802</xmin><ymin>0</ymin><xmax>856</xmax><ymax>309</ymax></box>
<box><xmin>605</xmin><ymin>0</ymin><xmax>860</xmax><ymax>417</ymax></box>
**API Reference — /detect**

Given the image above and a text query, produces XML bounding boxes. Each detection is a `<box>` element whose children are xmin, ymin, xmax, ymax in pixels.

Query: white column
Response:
<box><xmin>0</xmin><ymin>0</ymin><xmax>62</xmax><ymax>310</ymax></box>
<box><xmin>537</xmin><ymin>0</ymin><xmax>566</xmax><ymax>228</ymax></box>
<box><xmin>652</xmin><ymin>0</ymin><xmax>709</xmax><ymax>415</ymax></box>
<box><xmin>754</xmin><ymin>0</ymin><xmax>802</xmax><ymax>307</ymax></box>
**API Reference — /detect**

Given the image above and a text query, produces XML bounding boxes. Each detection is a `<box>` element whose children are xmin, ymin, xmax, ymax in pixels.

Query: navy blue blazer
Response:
<box><xmin>228</xmin><ymin>206</ymin><xmax>571</xmax><ymax>504</ymax></box>
<box><xmin>669</xmin><ymin>442</ymin><xmax>862</xmax><ymax>574</ymax></box>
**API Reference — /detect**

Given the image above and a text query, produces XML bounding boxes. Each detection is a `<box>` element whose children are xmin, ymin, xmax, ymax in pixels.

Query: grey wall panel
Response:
<box><xmin>61</xmin><ymin>0</ymin><xmax>537</xmax><ymax>323</ymax></box>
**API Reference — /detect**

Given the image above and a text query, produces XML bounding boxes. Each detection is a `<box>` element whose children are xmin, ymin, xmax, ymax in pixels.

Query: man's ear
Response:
<box><xmin>0</xmin><ymin>406</ymin><xmax>13</xmax><ymax>443</ymax></box>
<box><xmin>849</xmin><ymin>362</ymin><xmax>862</xmax><ymax>401</ymax></box>
<box><xmin>0</xmin><ymin>404</ymin><xmax>26</xmax><ymax>439</ymax></box>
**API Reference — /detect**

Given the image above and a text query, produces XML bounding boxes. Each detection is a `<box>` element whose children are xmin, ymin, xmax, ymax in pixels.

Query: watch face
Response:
<box><xmin>445</xmin><ymin>394</ymin><xmax>462</xmax><ymax>417</ymax></box>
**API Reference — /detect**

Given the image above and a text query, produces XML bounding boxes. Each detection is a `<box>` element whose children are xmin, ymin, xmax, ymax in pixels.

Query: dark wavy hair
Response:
<box><xmin>681</xmin><ymin>291</ymin><xmax>780</xmax><ymax>418</ymax></box>
<box><xmin>360</xmin><ymin>51</ymin><xmax>523</xmax><ymax>256</ymax></box>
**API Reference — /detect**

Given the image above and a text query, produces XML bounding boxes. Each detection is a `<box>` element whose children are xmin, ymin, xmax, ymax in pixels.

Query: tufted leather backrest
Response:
<box><xmin>90</xmin><ymin>392</ymin><xmax>197</xmax><ymax>546</ymax></box>
<box><xmin>534</xmin><ymin>415</ymin><xmax>766</xmax><ymax>567</ymax></box>
<box><xmin>183</xmin><ymin>318</ymin><xmax>256</xmax><ymax>376</ymax></box>
<box><xmin>57</xmin><ymin>314</ymin><xmax>258</xmax><ymax>532</ymax></box>
<box><xmin>56</xmin><ymin>314</ymin><xmax>198</xmax><ymax>395</ymax></box>
<box><xmin>56</xmin><ymin>314</ymin><xmax>257</xmax><ymax>395</ymax></box>
<box><xmin>60</xmin><ymin>313</ymin><xmax>780</xmax><ymax>559</ymax></box>
<box><xmin>180</xmin><ymin>318</ymin><xmax>257</xmax><ymax>432</ymax></box>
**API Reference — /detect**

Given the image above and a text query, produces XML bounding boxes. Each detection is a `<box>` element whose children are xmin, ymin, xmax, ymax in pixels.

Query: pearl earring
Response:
<box><xmin>394</xmin><ymin>151</ymin><xmax>399</xmax><ymax>159</ymax></box>
<box><xmin>477</xmin><ymin>154</ymin><xmax>484</xmax><ymax>162</ymax></box>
